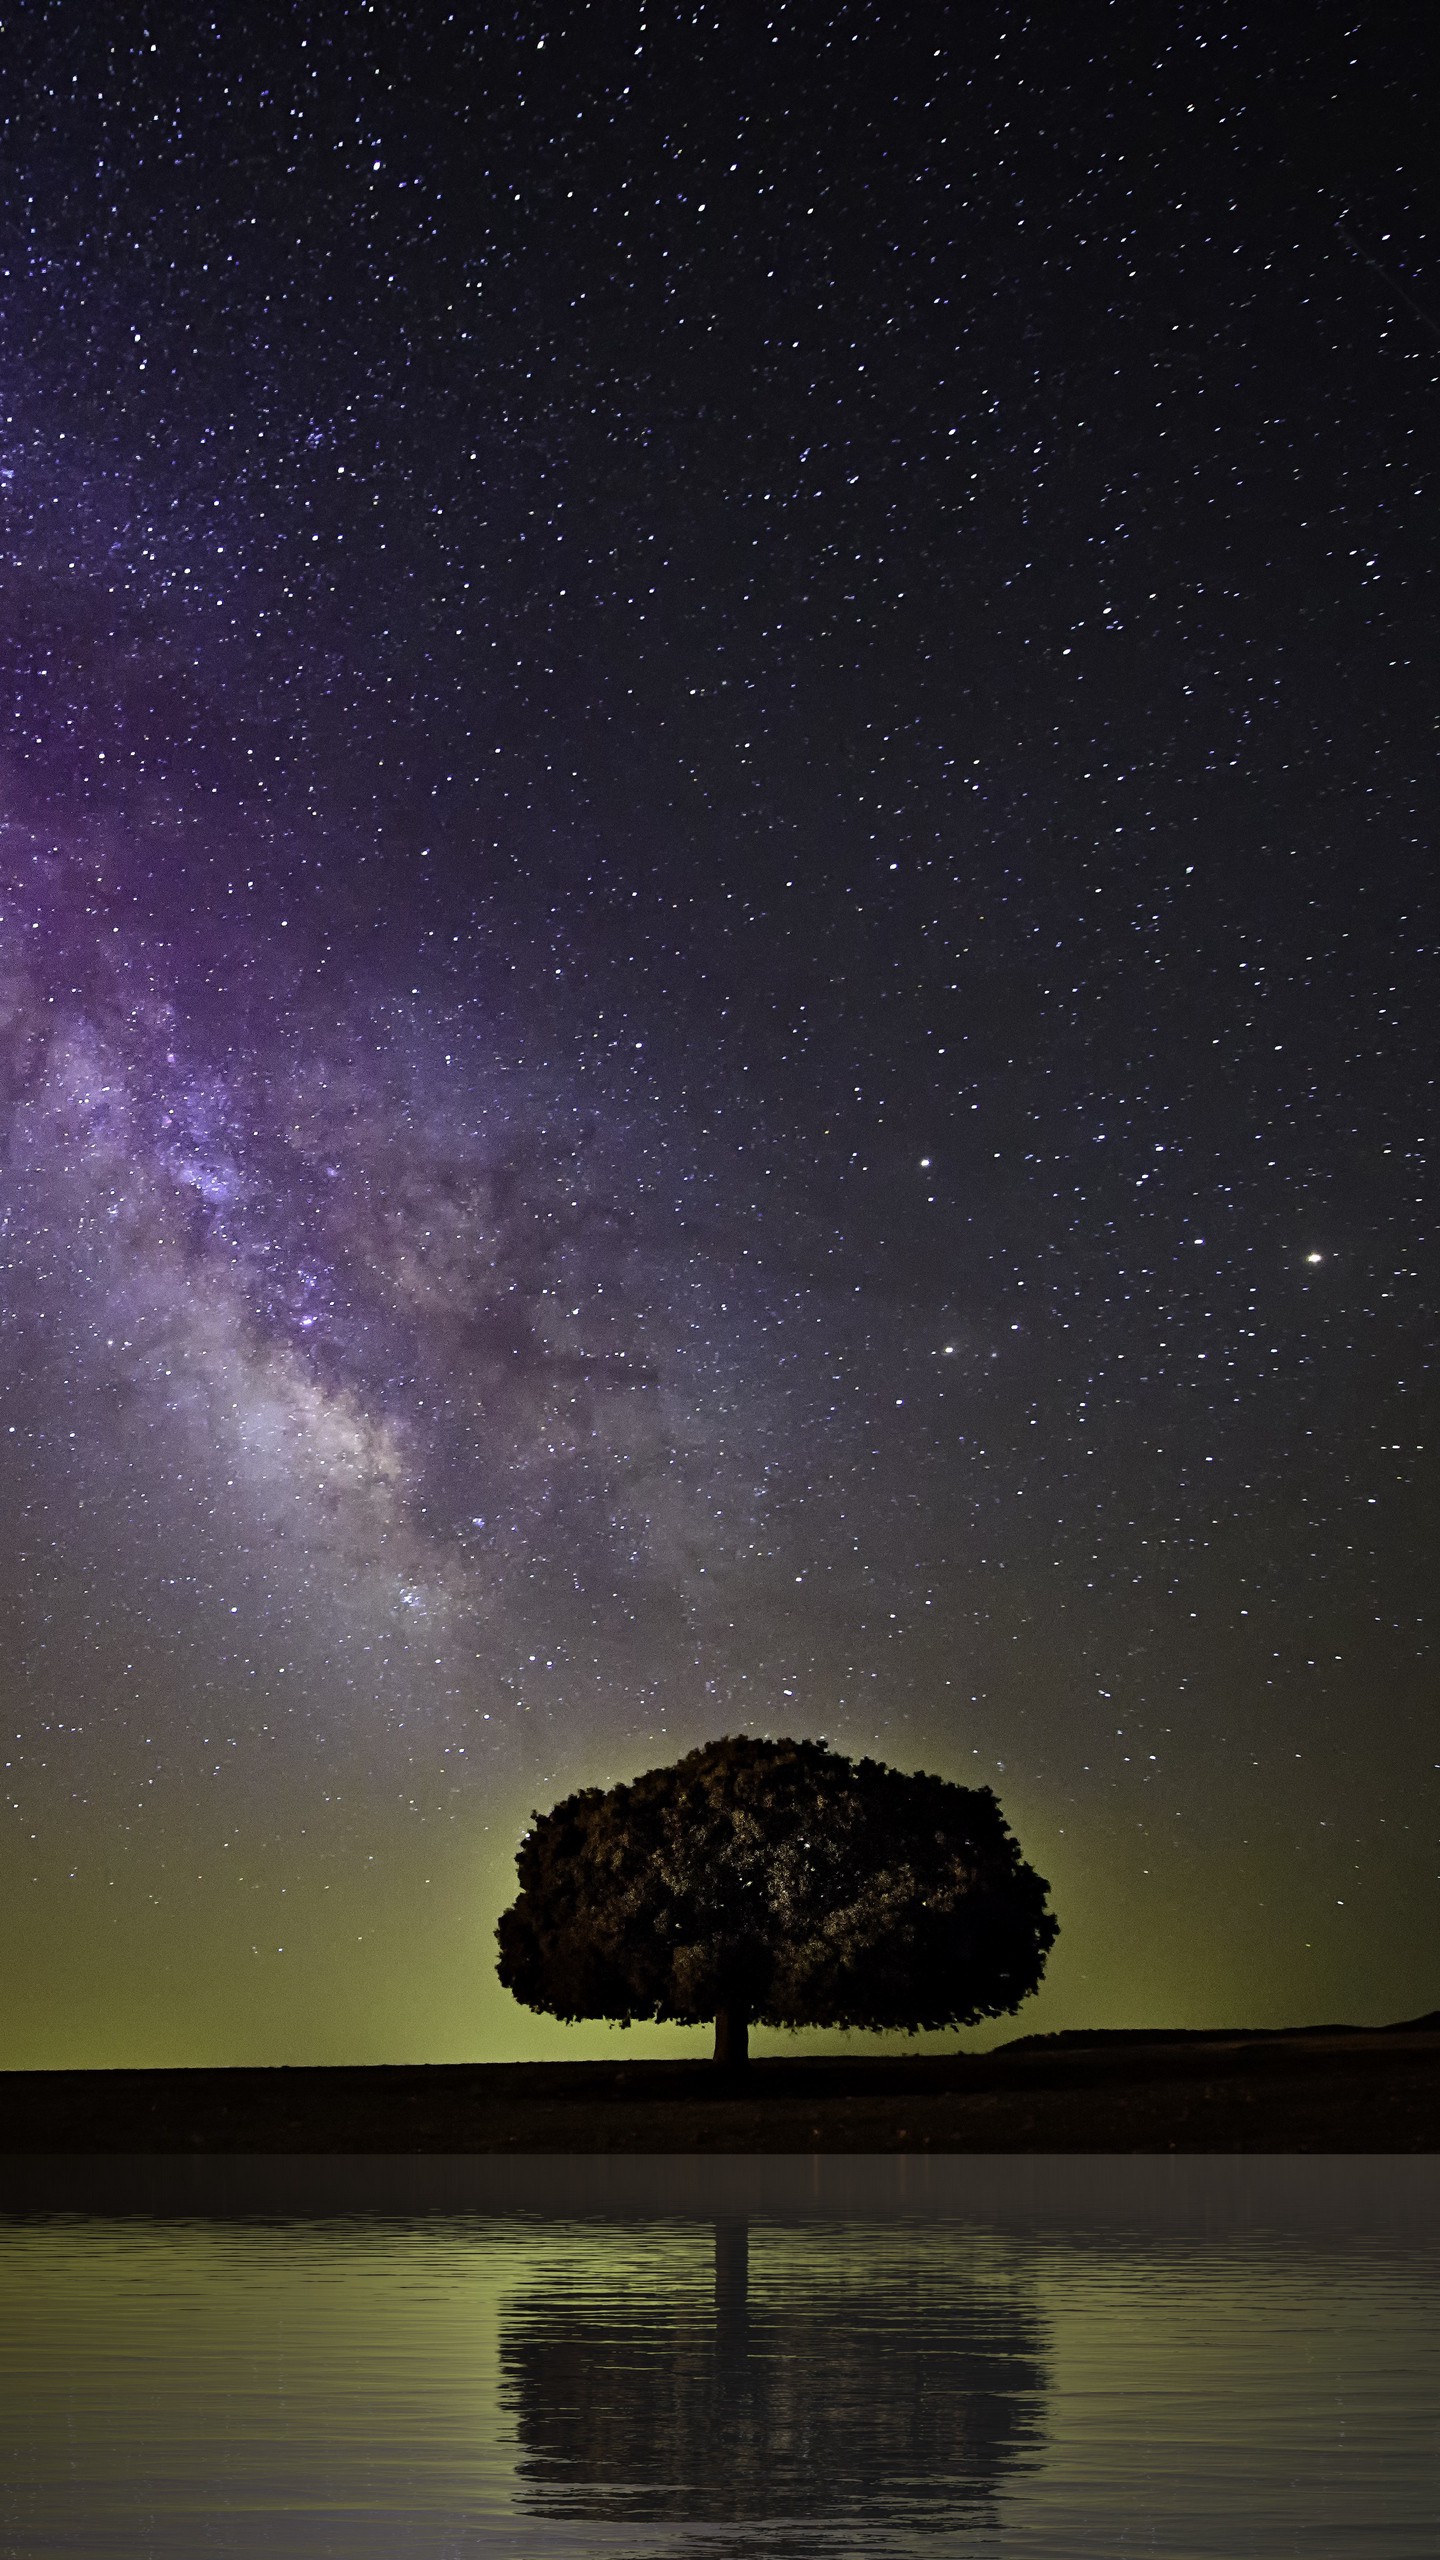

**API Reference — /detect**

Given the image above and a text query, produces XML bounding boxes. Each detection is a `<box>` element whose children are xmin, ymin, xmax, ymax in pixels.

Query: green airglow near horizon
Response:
<box><xmin>2</xmin><ymin>1756</ymin><xmax>1426</xmax><ymax>2070</ymax></box>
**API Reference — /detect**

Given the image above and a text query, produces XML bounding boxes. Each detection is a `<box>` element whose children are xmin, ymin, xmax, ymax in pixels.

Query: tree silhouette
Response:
<box><xmin>495</xmin><ymin>1732</ymin><xmax>1058</xmax><ymax>2063</ymax></box>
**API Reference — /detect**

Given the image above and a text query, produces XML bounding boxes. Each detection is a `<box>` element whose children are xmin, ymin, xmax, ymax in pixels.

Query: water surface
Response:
<box><xmin>2</xmin><ymin>2155</ymin><xmax>1435</xmax><ymax>2556</ymax></box>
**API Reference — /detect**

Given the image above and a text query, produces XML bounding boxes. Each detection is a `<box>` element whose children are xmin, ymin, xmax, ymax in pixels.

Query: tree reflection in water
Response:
<box><xmin>500</xmin><ymin>2217</ymin><xmax>1048</xmax><ymax>2543</ymax></box>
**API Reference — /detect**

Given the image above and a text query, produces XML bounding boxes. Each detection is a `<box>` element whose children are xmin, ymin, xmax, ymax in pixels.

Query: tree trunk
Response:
<box><xmin>714</xmin><ymin>2003</ymin><xmax>750</xmax><ymax>2069</ymax></box>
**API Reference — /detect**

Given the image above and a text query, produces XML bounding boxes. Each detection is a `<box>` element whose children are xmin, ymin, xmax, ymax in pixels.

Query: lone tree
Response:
<box><xmin>495</xmin><ymin>1733</ymin><xmax>1059</xmax><ymax>2066</ymax></box>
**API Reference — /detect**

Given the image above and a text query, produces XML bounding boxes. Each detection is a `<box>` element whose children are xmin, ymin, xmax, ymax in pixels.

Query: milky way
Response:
<box><xmin>0</xmin><ymin>831</ymin><xmax>788</xmax><ymax>1724</ymax></box>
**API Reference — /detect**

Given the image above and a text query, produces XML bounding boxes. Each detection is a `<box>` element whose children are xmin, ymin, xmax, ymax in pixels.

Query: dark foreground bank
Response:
<box><xmin>3</xmin><ymin>2019</ymin><xmax>1437</xmax><ymax>2154</ymax></box>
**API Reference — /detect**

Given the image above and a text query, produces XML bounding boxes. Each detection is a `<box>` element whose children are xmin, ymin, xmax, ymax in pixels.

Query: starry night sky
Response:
<box><xmin>1</xmin><ymin>3</ymin><xmax>1434</xmax><ymax>2066</ymax></box>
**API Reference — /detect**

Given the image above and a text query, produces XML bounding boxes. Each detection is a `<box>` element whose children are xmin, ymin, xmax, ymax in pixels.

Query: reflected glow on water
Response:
<box><xmin>1</xmin><ymin>2158</ymin><xmax>1436</xmax><ymax>2556</ymax></box>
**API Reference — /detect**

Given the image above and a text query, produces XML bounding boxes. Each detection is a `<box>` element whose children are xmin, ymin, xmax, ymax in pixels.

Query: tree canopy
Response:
<box><xmin>495</xmin><ymin>1733</ymin><xmax>1059</xmax><ymax>2064</ymax></box>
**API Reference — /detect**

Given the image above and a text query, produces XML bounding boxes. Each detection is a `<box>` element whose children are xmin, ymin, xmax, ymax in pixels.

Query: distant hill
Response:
<box><xmin>1001</xmin><ymin>2012</ymin><xmax>1440</xmax><ymax>2050</ymax></box>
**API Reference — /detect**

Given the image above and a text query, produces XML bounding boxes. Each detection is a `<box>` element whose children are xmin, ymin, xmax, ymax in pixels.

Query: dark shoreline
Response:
<box><xmin>4</xmin><ymin>2021</ymin><xmax>1437</xmax><ymax>2156</ymax></box>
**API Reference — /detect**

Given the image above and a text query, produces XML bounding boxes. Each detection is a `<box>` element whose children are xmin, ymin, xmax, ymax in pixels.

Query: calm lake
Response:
<box><xmin>1</xmin><ymin>2154</ymin><xmax>1435</xmax><ymax>2557</ymax></box>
